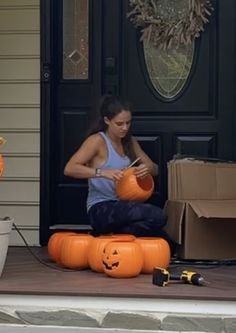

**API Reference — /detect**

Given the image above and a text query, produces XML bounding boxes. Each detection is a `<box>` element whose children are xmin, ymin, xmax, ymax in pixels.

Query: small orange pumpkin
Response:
<box><xmin>0</xmin><ymin>137</ymin><xmax>6</xmax><ymax>177</ymax></box>
<box><xmin>116</xmin><ymin>167</ymin><xmax>154</xmax><ymax>201</ymax></box>
<box><xmin>0</xmin><ymin>154</ymin><xmax>4</xmax><ymax>177</ymax></box>
<box><xmin>60</xmin><ymin>234</ymin><xmax>93</xmax><ymax>269</ymax></box>
<box><xmin>102</xmin><ymin>240</ymin><xmax>143</xmax><ymax>278</ymax></box>
<box><xmin>88</xmin><ymin>234</ymin><xmax>136</xmax><ymax>273</ymax></box>
<box><xmin>135</xmin><ymin>237</ymin><xmax>171</xmax><ymax>274</ymax></box>
<box><xmin>47</xmin><ymin>231</ymin><xmax>77</xmax><ymax>263</ymax></box>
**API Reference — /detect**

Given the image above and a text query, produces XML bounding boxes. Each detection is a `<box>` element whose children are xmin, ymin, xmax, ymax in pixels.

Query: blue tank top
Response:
<box><xmin>87</xmin><ymin>132</ymin><xmax>131</xmax><ymax>212</ymax></box>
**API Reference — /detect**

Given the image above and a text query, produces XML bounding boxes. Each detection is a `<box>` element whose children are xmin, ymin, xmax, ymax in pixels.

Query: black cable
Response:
<box><xmin>12</xmin><ymin>222</ymin><xmax>81</xmax><ymax>272</ymax></box>
<box><xmin>170</xmin><ymin>257</ymin><xmax>236</xmax><ymax>269</ymax></box>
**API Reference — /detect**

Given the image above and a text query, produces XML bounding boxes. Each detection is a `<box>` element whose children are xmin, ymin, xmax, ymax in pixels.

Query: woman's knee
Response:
<box><xmin>159</xmin><ymin>210</ymin><xmax>167</xmax><ymax>227</ymax></box>
<box><xmin>146</xmin><ymin>203</ymin><xmax>167</xmax><ymax>227</ymax></box>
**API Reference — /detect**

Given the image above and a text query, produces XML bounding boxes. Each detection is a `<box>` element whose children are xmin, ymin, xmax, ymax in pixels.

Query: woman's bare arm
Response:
<box><xmin>64</xmin><ymin>134</ymin><xmax>101</xmax><ymax>179</ymax></box>
<box><xmin>64</xmin><ymin>133</ymin><xmax>124</xmax><ymax>181</ymax></box>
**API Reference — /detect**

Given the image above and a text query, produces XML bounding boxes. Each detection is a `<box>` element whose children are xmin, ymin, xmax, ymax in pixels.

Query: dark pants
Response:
<box><xmin>88</xmin><ymin>200</ymin><xmax>175</xmax><ymax>254</ymax></box>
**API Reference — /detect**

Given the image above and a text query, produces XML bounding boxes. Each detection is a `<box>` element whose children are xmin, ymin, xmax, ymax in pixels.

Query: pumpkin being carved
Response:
<box><xmin>102</xmin><ymin>240</ymin><xmax>143</xmax><ymax>278</ymax></box>
<box><xmin>116</xmin><ymin>167</ymin><xmax>154</xmax><ymax>201</ymax></box>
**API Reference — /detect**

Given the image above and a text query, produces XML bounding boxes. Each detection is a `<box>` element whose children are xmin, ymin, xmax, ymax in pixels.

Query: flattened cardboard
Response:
<box><xmin>188</xmin><ymin>200</ymin><xmax>236</xmax><ymax>218</ymax></box>
<box><xmin>168</xmin><ymin>159</ymin><xmax>236</xmax><ymax>200</ymax></box>
<box><xmin>165</xmin><ymin>200</ymin><xmax>236</xmax><ymax>260</ymax></box>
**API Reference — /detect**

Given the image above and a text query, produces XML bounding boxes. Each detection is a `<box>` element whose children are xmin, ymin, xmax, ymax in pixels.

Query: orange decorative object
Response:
<box><xmin>0</xmin><ymin>137</ymin><xmax>6</xmax><ymax>177</ymax></box>
<box><xmin>47</xmin><ymin>231</ymin><xmax>77</xmax><ymax>263</ymax></box>
<box><xmin>88</xmin><ymin>234</ymin><xmax>136</xmax><ymax>273</ymax></box>
<box><xmin>135</xmin><ymin>237</ymin><xmax>171</xmax><ymax>274</ymax></box>
<box><xmin>60</xmin><ymin>234</ymin><xmax>93</xmax><ymax>269</ymax></box>
<box><xmin>0</xmin><ymin>155</ymin><xmax>4</xmax><ymax>177</ymax></box>
<box><xmin>102</xmin><ymin>240</ymin><xmax>143</xmax><ymax>278</ymax></box>
<box><xmin>0</xmin><ymin>137</ymin><xmax>7</xmax><ymax>145</ymax></box>
<box><xmin>116</xmin><ymin>167</ymin><xmax>154</xmax><ymax>201</ymax></box>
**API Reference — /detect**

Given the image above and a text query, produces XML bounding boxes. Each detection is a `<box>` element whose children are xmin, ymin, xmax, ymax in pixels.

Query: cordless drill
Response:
<box><xmin>152</xmin><ymin>267</ymin><xmax>205</xmax><ymax>287</ymax></box>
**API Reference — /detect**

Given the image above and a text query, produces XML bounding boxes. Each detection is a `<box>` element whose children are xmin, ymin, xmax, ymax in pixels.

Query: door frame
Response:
<box><xmin>40</xmin><ymin>0</ymin><xmax>53</xmax><ymax>245</ymax></box>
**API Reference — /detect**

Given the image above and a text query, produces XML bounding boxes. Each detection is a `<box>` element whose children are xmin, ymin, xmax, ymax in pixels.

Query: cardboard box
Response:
<box><xmin>164</xmin><ymin>200</ymin><xmax>236</xmax><ymax>260</ymax></box>
<box><xmin>168</xmin><ymin>158</ymin><xmax>236</xmax><ymax>200</ymax></box>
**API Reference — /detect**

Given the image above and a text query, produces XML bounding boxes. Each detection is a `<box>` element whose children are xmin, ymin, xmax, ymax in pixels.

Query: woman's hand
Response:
<box><xmin>134</xmin><ymin>163</ymin><xmax>150</xmax><ymax>178</ymax></box>
<box><xmin>102</xmin><ymin>169</ymin><xmax>124</xmax><ymax>181</ymax></box>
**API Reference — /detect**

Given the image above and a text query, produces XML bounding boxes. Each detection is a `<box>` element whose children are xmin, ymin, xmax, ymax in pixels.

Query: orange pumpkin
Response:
<box><xmin>135</xmin><ymin>237</ymin><xmax>171</xmax><ymax>274</ymax></box>
<box><xmin>60</xmin><ymin>234</ymin><xmax>93</xmax><ymax>269</ymax></box>
<box><xmin>0</xmin><ymin>154</ymin><xmax>4</xmax><ymax>177</ymax></box>
<box><xmin>47</xmin><ymin>231</ymin><xmax>77</xmax><ymax>263</ymax></box>
<box><xmin>116</xmin><ymin>167</ymin><xmax>154</xmax><ymax>201</ymax></box>
<box><xmin>88</xmin><ymin>234</ymin><xmax>136</xmax><ymax>272</ymax></box>
<box><xmin>112</xmin><ymin>234</ymin><xmax>136</xmax><ymax>241</ymax></box>
<box><xmin>102</xmin><ymin>240</ymin><xmax>143</xmax><ymax>278</ymax></box>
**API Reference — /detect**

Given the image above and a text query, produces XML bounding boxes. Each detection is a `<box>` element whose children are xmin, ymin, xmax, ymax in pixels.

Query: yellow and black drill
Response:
<box><xmin>152</xmin><ymin>267</ymin><xmax>206</xmax><ymax>287</ymax></box>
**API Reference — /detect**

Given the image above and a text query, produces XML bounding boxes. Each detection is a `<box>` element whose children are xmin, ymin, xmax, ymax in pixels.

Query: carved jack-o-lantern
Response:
<box><xmin>88</xmin><ymin>234</ymin><xmax>136</xmax><ymax>273</ymax></box>
<box><xmin>102</xmin><ymin>240</ymin><xmax>143</xmax><ymax>278</ymax></box>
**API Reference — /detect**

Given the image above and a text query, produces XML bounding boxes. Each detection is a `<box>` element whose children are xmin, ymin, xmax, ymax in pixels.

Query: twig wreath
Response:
<box><xmin>127</xmin><ymin>0</ymin><xmax>214</xmax><ymax>49</ymax></box>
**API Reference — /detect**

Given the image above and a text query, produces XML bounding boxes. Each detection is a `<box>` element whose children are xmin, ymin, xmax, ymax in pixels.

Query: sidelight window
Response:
<box><xmin>63</xmin><ymin>0</ymin><xmax>89</xmax><ymax>79</ymax></box>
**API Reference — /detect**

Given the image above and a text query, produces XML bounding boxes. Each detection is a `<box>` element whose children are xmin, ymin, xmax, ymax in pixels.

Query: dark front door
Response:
<box><xmin>40</xmin><ymin>0</ymin><xmax>236</xmax><ymax>245</ymax></box>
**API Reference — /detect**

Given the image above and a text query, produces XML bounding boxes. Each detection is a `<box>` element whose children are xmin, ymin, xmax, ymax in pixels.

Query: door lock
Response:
<box><xmin>105</xmin><ymin>57</ymin><xmax>117</xmax><ymax>75</ymax></box>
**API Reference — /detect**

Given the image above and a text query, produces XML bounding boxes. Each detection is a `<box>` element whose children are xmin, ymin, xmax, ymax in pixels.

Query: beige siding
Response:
<box><xmin>0</xmin><ymin>10</ymin><xmax>39</xmax><ymax>32</ymax></box>
<box><xmin>0</xmin><ymin>84</ymin><xmax>39</xmax><ymax>105</ymax></box>
<box><xmin>0</xmin><ymin>0</ymin><xmax>40</xmax><ymax>246</ymax></box>
<box><xmin>0</xmin><ymin>204</ymin><xmax>39</xmax><ymax>226</ymax></box>
<box><xmin>0</xmin><ymin>108</ymin><xmax>39</xmax><ymax>129</ymax></box>
<box><xmin>0</xmin><ymin>35</ymin><xmax>39</xmax><ymax>56</ymax></box>
<box><xmin>3</xmin><ymin>156</ymin><xmax>39</xmax><ymax>178</ymax></box>
<box><xmin>0</xmin><ymin>59</ymin><xmax>40</xmax><ymax>81</ymax></box>
<box><xmin>0</xmin><ymin>182</ymin><xmax>39</xmax><ymax>202</ymax></box>
<box><xmin>0</xmin><ymin>132</ymin><xmax>40</xmax><ymax>153</ymax></box>
<box><xmin>0</xmin><ymin>0</ymin><xmax>39</xmax><ymax>6</ymax></box>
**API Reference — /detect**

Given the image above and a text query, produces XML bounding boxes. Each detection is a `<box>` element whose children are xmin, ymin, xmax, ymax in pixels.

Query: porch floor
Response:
<box><xmin>0</xmin><ymin>246</ymin><xmax>236</xmax><ymax>301</ymax></box>
<box><xmin>0</xmin><ymin>247</ymin><xmax>236</xmax><ymax>332</ymax></box>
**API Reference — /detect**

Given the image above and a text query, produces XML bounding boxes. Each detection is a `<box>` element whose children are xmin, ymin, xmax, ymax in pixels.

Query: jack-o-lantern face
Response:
<box><xmin>103</xmin><ymin>248</ymin><xmax>121</xmax><ymax>271</ymax></box>
<box><xmin>102</xmin><ymin>240</ymin><xmax>143</xmax><ymax>278</ymax></box>
<box><xmin>88</xmin><ymin>234</ymin><xmax>136</xmax><ymax>273</ymax></box>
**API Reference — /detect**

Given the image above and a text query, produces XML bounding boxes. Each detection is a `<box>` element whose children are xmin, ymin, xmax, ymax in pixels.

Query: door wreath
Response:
<box><xmin>127</xmin><ymin>0</ymin><xmax>214</xmax><ymax>49</ymax></box>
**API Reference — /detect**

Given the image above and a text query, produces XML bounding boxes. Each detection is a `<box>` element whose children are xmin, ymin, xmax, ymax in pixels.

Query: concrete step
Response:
<box><xmin>0</xmin><ymin>327</ymin><xmax>215</xmax><ymax>333</ymax></box>
<box><xmin>0</xmin><ymin>294</ymin><xmax>235</xmax><ymax>333</ymax></box>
